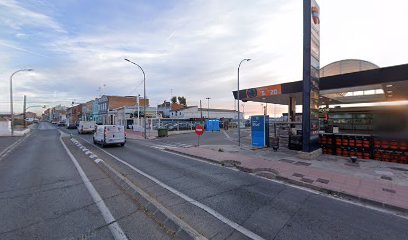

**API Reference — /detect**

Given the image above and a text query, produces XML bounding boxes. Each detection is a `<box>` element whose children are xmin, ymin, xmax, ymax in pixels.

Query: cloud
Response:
<box><xmin>2</xmin><ymin>0</ymin><xmax>408</xmax><ymax>116</ymax></box>
<box><xmin>0</xmin><ymin>0</ymin><xmax>65</xmax><ymax>32</ymax></box>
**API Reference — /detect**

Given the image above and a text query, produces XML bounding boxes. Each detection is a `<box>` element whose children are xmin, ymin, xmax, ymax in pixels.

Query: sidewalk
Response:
<box><xmin>125</xmin><ymin>129</ymin><xmax>156</xmax><ymax>140</ymax></box>
<box><xmin>167</xmin><ymin>145</ymin><xmax>408</xmax><ymax>213</ymax></box>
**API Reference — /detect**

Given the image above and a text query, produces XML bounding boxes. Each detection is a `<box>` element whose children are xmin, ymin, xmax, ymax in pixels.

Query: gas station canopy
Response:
<box><xmin>233</xmin><ymin>60</ymin><xmax>408</xmax><ymax>105</ymax></box>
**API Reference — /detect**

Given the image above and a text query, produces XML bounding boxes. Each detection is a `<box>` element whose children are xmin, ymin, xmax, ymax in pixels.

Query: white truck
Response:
<box><xmin>93</xmin><ymin>125</ymin><xmax>126</xmax><ymax>147</ymax></box>
<box><xmin>77</xmin><ymin>121</ymin><xmax>96</xmax><ymax>134</ymax></box>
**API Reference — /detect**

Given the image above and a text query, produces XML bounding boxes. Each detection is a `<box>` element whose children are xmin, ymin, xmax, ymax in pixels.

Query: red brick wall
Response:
<box><xmin>108</xmin><ymin>96</ymin><xmax>137</xmax><ymax>110</ymax></box>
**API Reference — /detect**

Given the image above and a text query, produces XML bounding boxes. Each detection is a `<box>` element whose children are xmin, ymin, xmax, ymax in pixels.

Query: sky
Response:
<box><xmin>1</xmin><ymin>0</ymin><xmax>408</xmax><ymax>116</ymax></box>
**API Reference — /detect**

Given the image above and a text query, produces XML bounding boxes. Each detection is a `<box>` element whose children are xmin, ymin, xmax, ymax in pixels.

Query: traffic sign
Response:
<box><xmin>195</xmin><ymin>124</ymin><xmax>204</xmax><ymax>136</ymax></box>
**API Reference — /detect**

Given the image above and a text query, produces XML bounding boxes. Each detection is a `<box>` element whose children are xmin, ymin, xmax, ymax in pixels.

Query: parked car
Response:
<box><xmin>93</xmin><ymin>125</ymin><xmax>125</xmax><ymax>147</ymax></box>
<box><xmin>57</xmin><ymin>121</ymin><xmax>65</xmax><ymax>126</ymax></box>
<box><xmin>78</xmin><ymin>121</ymin><xmax>96</xmax><ymax>134</ymax></box>
<box><xmin>51</xmin><ymin>120</ymin><xmax>58</xmax><ymax>124</ymax></box>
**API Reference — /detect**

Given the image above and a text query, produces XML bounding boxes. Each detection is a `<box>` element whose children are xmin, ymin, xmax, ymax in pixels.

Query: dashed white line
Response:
<box><xmin>77</xmin><ymin>136</ymin><xmax>265</xmax><ymax>240</ymax></box>
<box><xmin>59</xmin><ymin>133</ymin><xmax>128</xmax><ymax>240</ymax></box>
<box><xmin>95</xmin><ymin>159</ymin><xmax>103</xmax><ymax>163</ymax></box>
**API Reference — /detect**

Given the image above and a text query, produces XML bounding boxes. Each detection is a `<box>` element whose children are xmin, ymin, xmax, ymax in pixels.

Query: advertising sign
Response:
<box><xmin>251</xmin><ymin>115</ymin><xmax>269</xmax><ymax>147</ymax></box>
<box><xmin>302</xmin><ymin>0</ymin><xmax>320</xmax><ymax>152</ymax></box>
<box><xmin>244</xmin><ymin>84</ymin><xmax>282</xmax><ymax>99</ymax></box>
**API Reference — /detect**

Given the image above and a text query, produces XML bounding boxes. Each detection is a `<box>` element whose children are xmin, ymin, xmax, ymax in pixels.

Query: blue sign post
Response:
<box><xmin>251</xmin><ymin>115</ymin><xmax>269</xmax><ymax>147</ymax></box>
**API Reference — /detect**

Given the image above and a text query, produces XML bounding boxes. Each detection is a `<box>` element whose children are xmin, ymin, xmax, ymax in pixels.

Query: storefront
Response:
<box><xmin>233</xmin><ymin>59</ymin><xmax>408</xmax><ymax>164</ymax></box>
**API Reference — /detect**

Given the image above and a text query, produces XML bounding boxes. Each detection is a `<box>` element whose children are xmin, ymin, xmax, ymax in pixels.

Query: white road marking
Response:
<box><xmin>59</xmin><ymin>133</ymin><xmax>128</xmax><ymax>240</ymax></box>
<box><xmin>65</xmin><ymin>131</ymin><xmax>408</xmax><ymax>220</ymax></box>
<box><xmin>222</xmin><ymin>130</ymin><xmax>232</xmax><ymax>140</ymax></box>
<box><xmin>77</xmin><ymin>136</ymin><xmax>265</xmax><ymax>240</ymax></box>
<box><xmin>0</xmin><ymin>132</ymin><xmax>32</xmax><ymax>161</ymax></box>
<box><xmin>95</xmin><ymin>159</ymin><xmax>103</xmax><ymax>163</ymax></box>
<box><xmin>164</xmin><ymin>150</ymin><xmax>408</xmax><ymax>220</ymax></box>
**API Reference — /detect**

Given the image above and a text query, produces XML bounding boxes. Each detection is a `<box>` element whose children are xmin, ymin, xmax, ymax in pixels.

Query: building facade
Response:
<box><xmin>97</xmin><ymin>95</ymin><xmax>149</xmax><ymax>125</ymax></box>
<box><xmin>170</xmin><ymin>106</ymin><xmax>243</xmax><ymax>120</ymax></box>
<box><xmin>81</xmin><ymin>100</ymin><xmax>94</xmax><ymax>121</ymax></box>
<box><xmin>66</xmin><ymin>104</ymin><xmax>82</xmax><ymax>126</ymax></box>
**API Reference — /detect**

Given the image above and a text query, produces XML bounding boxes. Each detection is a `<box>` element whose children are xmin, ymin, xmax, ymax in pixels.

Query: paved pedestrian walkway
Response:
<box><xmin>167</xmin><ymin>145</ymin><xmax>408</xmax><ymax>212</ymax></box>
<box><xmin>125</xmin><ymin>129</ymin><xmax>156</xmax><ymax>140</ymax></box>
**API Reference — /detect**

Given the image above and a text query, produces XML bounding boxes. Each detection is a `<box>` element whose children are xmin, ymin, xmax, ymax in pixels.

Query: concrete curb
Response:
<box><xmin>68</xmin><ymin>138</ymin><xmax>207</xmax><ymax>240</ymax></box>
<box><xmin>165</xmin><ymin>148</ymin><xmax>408</xmax><ymax>214</ymax></box>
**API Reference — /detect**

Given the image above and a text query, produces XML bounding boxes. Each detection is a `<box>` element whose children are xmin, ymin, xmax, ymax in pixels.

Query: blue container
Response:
<box><xmin>205</xmin><ymin>119</ymin><xmax>220</xmax><ymax>132</ymax></box>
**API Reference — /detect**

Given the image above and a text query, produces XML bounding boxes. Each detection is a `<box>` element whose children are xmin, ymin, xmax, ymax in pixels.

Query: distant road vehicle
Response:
<box><xmin>57</xmin><ymin>121</ymin><xmax>65</xmax><ymax>127</ymax></box>
<box><xmin>51</xmin><ymin>120</ymin><xmax>58</xmax><ymax>125</ymax></box>
<box><xmin>93</xmin><ymin>125</ymin><xmax>125</xmax><ymax>147</ymax></box>
<box><xmin>78</xmin><ymin>121</ymin><xmax>96</xmax><ymax>134</ymax></box>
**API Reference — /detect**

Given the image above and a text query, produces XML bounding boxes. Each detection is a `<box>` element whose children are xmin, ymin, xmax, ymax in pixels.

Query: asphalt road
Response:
<box><xmin>1</xmin><ymin>122</ymin><xmax>407</xmax><ymax>239</ymax></box>
<box><xmin>0</xmin><ymin>136</ymin><xmax>21</xmax><ymax>153</ymax></box>
<box><xmin>0</xmin><ymin>122</ymin><xmax>170</xmax><ymax>240</ymax></box>
<box><xmin>65</xmin><ymin>127</ymin><xmax>408</xmax><ymax>240</ymax></box>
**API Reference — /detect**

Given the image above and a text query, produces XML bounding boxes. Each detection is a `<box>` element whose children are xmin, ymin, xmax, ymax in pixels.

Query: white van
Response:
<box><xmin>93</xmin><ymin>125</ymin><xmax>126</xmax><ymax>147</ymax></box>
<box><xmin>78</xmin><ymin>121</ymin><xmax>96</xmax><ymax>134</ymax></box>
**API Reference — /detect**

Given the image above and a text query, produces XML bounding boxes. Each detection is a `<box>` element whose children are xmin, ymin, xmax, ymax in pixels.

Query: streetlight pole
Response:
<box><xmin>237</xmin><ymin>59</ymin><xmax>251</xmax><ymax>146</ymax></box>
<box><xmin>124</xmin><ymin>58</ymin><xmax>147</xmax><ymax>139</ymax></box>
<box><xmin>9</xmin><ymin>69</ymin><xmax>33</xmax><ymax>136</ymax></box>
<box><xmin>206</xmin><ymin>97</ymin><xmax>211</xmax><ymax>119</ymax></box>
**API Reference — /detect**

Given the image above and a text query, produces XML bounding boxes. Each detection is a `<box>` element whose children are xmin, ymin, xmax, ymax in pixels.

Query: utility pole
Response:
<box><xmin>23</xmin><ymin>95</ymin><xmax>27</xmax><ymax>128</ymax></box>
<box><xmin>206</xmin><ymin>97</ymin><xmax>211</xmax><ymax>119</ymax></box>
<box><xmin>200</xmin><ymin>100</ymin><xmax>203</xmax><ymax>125</ymax></box>
<box><xmin>137</xmin><ymin>94</ymin><xmax>140</xmax><ymax>124</ymax></box>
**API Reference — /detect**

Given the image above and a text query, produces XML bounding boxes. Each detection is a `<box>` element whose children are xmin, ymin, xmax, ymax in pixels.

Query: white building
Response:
<box><xmin>109</xmin><ymin>106</ymin><xmax>159</xmax><ymax>128</ymax></box>
<box><xmin>170</xmin><ymin>106</ymin><xmax>243</xmax><ymax>120</ymax></box>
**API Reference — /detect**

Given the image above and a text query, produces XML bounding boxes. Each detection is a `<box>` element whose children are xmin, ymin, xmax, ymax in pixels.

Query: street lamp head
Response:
<box><xmin>245</xmin><ymin>59</ymin><xmax>251</xmax><ymax>62</ymax></box>
<box><xmin>124</xmin><ymin>58</ymin><xmax>130</xmax><ymax>62</ymax></box>
<box><xmin>26</xmin><ymin>69</ymin><xmax>34</xmax><ymax>71</ymax></box>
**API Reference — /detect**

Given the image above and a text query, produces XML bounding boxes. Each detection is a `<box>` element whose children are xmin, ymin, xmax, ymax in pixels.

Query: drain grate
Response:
<box><xmin>292</xmin><ymin>173</ymin><xmax>304</xmax><ymax>178</ymax></box>
<box><xmin>295</xmin><ymin>161</ymin><xmax>311</xmax><ymax>166</ymax></box>
<box><xmin>316</xmin><ymin>178</ymin><xmax>330</xmax><ymax>184</ymax></box>
<box><xmin>279</xmin><ymin>159</ymin><xmax>295</xmax><ymax>164</ymax></box>
<box><xmin>380</xmin><ymin>175</ymin><xmax>392</xmax><ymax>181</ymax></box>
<box><xmin>301</xmin><ymin>178</ymin><xmax>314</xmax><ymax>184</ymax></box>
<box><xmin>382</xmin><ymin>188</ymin><xmax>396</xmax><ymax>194</ymax></box>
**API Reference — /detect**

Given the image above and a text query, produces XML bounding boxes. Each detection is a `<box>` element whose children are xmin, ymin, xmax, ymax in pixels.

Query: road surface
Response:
<box><xmin>0</xmin><ymin>122</ymin><xmax>406</xmax><ymax>239</ymax></box>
